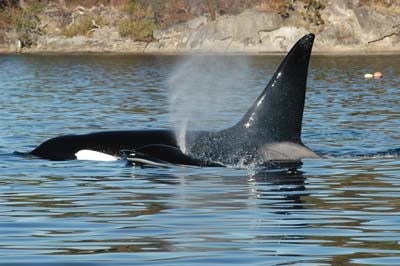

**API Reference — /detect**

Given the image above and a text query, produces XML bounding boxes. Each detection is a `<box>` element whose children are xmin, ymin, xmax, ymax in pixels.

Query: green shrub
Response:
<box><xmin>118</xmin><ymin>18</ymin><xmax>133</xmax><ymax>37</ymax></box>
<box><xmin>64</xmin><ymin>0</ymin><xmax>113</xmax><ymax>8</ymax></box>
<box><xmin>62</xmin><ymin>15</ymin><xmax>104</xmax><ymax>37</ymax></box>
<box><xmin>0</xmin><ymin>31</ymin><xmax>5</xmax><ymax>44</ymax></box>
<box><xmin>118</xmin><ymin>0</ymin><xmax>158</xmax><ymax>41</ymax></box>
<box><xmin>127</xmin><ymin>0</ymin><xmax>141</xmax><ymax>17</ymax></box>
<box><xmin>118</xmin><ymin>18</ymin><xmax>156</xmax><ymax>41</ymax></box>
<box><xmin>10</xmin><ymin>1</ymin><xmax>45</xmax><ymax>30</ymax></box>
<box><xmin>277</xmin><ymin>0</ymin><xmax>295</xmax><ymax>19</ymax></box>
<box><xmin>5</xmin><ymin>2</ymin><xmax>46</xmax><ymax>47</ymax></box>
<box><xmin>300</xmin><ymin>0</ymin><xmax>325</xmax><ymax>26</ymax></box>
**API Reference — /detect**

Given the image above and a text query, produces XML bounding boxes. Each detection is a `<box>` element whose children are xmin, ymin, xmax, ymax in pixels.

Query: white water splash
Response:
<box><xmin>168</xmin><ymin>55</ymin><xmax>252</xmax><ymax>153</ymax></box>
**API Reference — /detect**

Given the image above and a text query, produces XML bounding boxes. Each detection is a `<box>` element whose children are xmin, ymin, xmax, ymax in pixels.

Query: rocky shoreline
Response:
<box><xmin>1</xmin><ymin>0</ymin><xmax>400</xmax><ymax>54</ymax></box>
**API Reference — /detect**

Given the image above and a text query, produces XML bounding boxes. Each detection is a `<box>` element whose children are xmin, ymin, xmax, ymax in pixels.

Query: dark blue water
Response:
<box><xmin>1</xmin><ymin>54</ymin><xmax>400</xmax><ymax>265</ymax></box>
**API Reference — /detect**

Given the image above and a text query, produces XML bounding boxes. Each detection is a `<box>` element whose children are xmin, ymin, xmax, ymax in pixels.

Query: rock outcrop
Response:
<box><xmin>1</xmin><ymin>0</ymin><xmax>400</xmax><ymax>54</ymax></box>
<box><xmin>147</xmin><ymin>0</ymin><xmax>400</xmax><ymax>53</ymax></box>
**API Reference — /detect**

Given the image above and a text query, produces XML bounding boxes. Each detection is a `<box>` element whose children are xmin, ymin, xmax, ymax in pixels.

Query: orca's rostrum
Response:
<box><xmin>30</xmin><ymin>34</ymin><xmax>320</xmax><ymax>167</ymax></box>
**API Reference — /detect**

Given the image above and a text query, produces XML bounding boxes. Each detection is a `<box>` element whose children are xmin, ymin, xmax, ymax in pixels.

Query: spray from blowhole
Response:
<box><xmin>167</xmin><ymin>55</ymin><xmax>253</xmax><ymax>154</ymax></box>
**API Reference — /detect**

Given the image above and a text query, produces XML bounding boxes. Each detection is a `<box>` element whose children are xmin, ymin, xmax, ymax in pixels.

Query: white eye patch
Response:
<box><xmin>75</xmin><ymin>150</ymin><xmax>118</xmax><ymax>162</ymax></box>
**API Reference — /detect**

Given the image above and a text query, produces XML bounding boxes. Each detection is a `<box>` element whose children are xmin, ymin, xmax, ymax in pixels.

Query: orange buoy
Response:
<box><xmin>373</xmin><ymin>72</ymin><xmax>383</xmax><ymax>78</ymax></box>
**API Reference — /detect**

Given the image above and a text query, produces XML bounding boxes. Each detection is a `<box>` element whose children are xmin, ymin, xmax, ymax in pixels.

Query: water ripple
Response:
<box><xmin>0</xmin><ymin>54</ymin><xmax>400</xmax><ymax>265</ymax></box>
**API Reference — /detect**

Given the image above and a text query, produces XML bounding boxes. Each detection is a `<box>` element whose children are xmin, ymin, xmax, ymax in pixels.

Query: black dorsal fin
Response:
<box><xmin>187</xmin><ymin>34</ymin><xmax>315</xmax><ymax>164</ymax></box>
<box><xmin>231</xmin><ymin>33</ymin><xmax>315</xmax><ymax>144</ymax></box>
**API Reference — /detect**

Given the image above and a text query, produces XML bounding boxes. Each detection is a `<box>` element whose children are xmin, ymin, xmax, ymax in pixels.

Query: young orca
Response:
<box><xmin>30</xmin><ymin>33</ymin><xmax>319</xmax><ymax>166</ymax></box>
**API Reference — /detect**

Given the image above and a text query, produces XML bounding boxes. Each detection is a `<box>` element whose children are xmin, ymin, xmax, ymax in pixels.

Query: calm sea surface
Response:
<box><xmin>0</xmin><ymin>53</ymin><xmax>400</xmax><ymax>265</ymax></box>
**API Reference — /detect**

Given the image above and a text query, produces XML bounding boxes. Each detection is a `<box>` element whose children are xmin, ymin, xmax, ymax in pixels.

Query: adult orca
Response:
<box><xmin>30</xmin><ymin>33</ymin><xmax>319</xmax><ymax>166</ymax></box>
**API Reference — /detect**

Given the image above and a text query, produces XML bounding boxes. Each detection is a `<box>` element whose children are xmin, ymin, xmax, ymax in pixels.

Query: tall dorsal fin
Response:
<box><xmin>231</xmin><ymin>33</ymin><xmax>315</xmax><ymax>144</ymax></box>
<box><xmin>186</xmin><ymin>34</ymin><xmax>315</xmax><ymax>164</ymax></box>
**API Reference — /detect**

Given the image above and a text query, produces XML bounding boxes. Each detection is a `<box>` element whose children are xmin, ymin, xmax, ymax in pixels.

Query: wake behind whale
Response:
<box><xmin>326</xmin><ymin>148</ymin><xmax>400</xmax><ymax>159</ymax></box>
<box><xmin>29</xmin><ymin>34</ymin><xmax>319</xmax><ymax>168</ymax></box>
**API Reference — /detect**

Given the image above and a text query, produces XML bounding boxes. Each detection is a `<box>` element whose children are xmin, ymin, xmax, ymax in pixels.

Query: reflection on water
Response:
<box><xmin>0</xmin><ymin>54</ymin><xmax>400</xmax><ymax>265</ymax></box>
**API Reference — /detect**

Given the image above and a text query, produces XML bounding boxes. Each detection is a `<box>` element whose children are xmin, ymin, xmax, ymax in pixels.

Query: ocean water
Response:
<box><xmin>0</xmin><ymin>53</ymin><xmax>399</xmax><ymax>265</ymax></box>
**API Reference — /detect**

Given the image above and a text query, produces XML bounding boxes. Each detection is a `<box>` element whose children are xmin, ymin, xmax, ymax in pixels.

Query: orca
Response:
<box><xmin>30</xmin><ymin>33</ymin><xmax>319</xmax><ymax>167</ymax></box>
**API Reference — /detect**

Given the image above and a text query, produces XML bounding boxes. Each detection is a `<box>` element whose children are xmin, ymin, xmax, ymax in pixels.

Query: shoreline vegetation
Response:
<box><xmin>0</xmin><ymin>0</ymin><xmax>400</xmax><ymax>54</ymax></box>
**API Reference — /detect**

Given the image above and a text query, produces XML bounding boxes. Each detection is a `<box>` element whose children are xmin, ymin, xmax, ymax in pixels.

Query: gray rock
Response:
<box><xmin>4</xmin><ymin>2</ymin><xmax>400</xmax><ymax>53</ymax></box>
<box><xmin>187</xmin><ymin>16</ymin><xmax>207</xmax><ymax>30</ymax></box>
<box><xmin>355</xmin><ymin>6</ymin><xmax>400</xmax><ymax>45</ymax></box>
<box><xmin>92</xmin><ymin>27</ymin><xmax>120</xmax><ymax>40</ymax></box>
<box><xmin>258</xmin><ymin>27</ymin><xmax>310</xmax><ymax>52</ymax></box>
